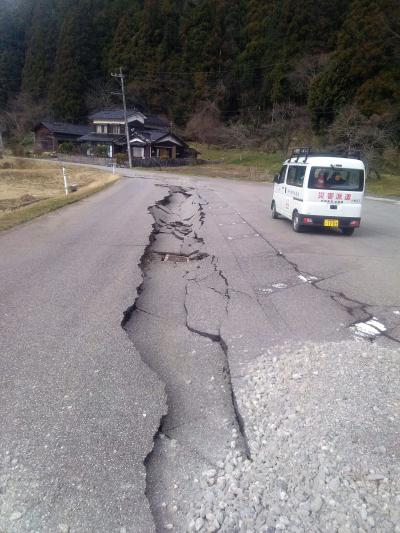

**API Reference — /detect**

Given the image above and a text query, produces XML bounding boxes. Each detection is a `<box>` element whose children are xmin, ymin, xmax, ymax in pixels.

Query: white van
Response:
<box><xmin>271</xmin><ymin>148</ymin><xmax>366</xmax><ymax>236</ymax></box>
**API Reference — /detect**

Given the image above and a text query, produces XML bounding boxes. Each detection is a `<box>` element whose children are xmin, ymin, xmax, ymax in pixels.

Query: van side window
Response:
<box><xmin>286</xmin><ymin>166</ymin><xmax>297</xmax><ymax>186</ymax></box>
<box><xmin>278</xmin><ymin>165</ymin><xmax>287</xmax><ymax>184</ymax></box>
<box><xmin>287</xmin><ymin>166</ymin><xmax>305</xmax><ymax>187</ymax></box>
<box><xmin>296</xmin><ymin>166</ymin><xmax>305</xmax><ymax>186</ymax></box>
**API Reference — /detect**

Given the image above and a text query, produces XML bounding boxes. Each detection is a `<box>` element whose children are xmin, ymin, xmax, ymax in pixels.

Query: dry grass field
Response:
<box><xmin>0</xmin><ymin>158</ymin><xmax>118</xmax><ymax>231</ymax></box>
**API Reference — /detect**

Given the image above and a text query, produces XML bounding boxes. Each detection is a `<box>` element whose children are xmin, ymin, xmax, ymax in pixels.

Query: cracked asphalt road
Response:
<box><xmin>122</xmin><ymin>171</ymin><xmax>399</xmax><ymax>531</ymax></box>
<box><xmin>1</xmin><ymin>167</ymin><xmax>399</xmax><ymax>532</ymax></box>
<box><xmin>0</xmin><ymin>179</ymin><xmax>168</xmax><ymax>532</ymax></box>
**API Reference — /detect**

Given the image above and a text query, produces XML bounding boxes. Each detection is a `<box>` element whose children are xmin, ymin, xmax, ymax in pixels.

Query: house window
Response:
<box><xmin>96</xmin><ymin>125</ymin><xmax>108</xmax><ymax>133</ymax></box>
<box><xmin>132</xmin><ymin>147</ymin><xmax>144</xmax><ymax>158</ymax></box>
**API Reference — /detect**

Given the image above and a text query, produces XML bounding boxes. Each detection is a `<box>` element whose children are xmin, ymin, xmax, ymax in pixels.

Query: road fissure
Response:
<box><xmin>123</xmin><ymin>185</ymin><xmax>249</xmax><ymax>531</ymax></box>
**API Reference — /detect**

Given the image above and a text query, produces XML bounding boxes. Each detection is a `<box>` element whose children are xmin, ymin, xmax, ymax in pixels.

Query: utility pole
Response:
<box><xmin>111</xmin><ymin>67</ymin><xmax>132</xmax><ymax>168</ymax></box>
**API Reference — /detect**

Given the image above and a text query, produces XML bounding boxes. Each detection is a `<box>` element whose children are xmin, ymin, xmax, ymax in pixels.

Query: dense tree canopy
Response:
<box><xmin>0</xmin><ymin>0</ymin><xmax>27</xmax><ymax>110</ymax></box>
<box><xmin>309</xmin><ymin>0</ymin><xmax>400</xmax><ymax>130</ymax></box>
<box><xmin>0</xmin><ymin>0</ymin><xmax>398</xmax><ymax>135</ymax></box>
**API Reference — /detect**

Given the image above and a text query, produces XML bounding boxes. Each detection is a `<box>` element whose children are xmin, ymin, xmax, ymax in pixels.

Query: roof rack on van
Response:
<box><xmin>289</xmin><ymin>147</ymin><xmax>362</xmax><ymax>163</ymax></box>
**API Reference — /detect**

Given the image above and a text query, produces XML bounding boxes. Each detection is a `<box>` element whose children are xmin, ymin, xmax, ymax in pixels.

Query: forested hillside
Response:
<box><xmin>0</xmin><ymin>0</ymin><xmax>399</xmax><ymax>150</ymax></box>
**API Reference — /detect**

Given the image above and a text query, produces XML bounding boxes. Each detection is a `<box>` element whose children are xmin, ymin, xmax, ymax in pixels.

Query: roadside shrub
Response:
<box><xmin>115</xmin><ymin>152</ymin><xmax>127</xmax><ymax>166</ymax></box>
<box><xmin>93</xmin><ymin>145</ymin><xmax>109</xmax><ymax>158</ymax></box>
<box><xmin>80</xmin><ymin>143</ymin><xmax>90</xmax><ymax>156</ymax></box>
<box><xmin>59</xmin><ymin>142</ymin><xmax>74</xmax><ymax>154</ymax></box>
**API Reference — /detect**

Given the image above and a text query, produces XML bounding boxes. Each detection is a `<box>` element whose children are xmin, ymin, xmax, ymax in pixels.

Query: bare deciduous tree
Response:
<box><xmin>86</xmin><ymin>81</ymin><xmax>116</xmax><ymax>112</ymax></box>
<box><xmin>261</xmin><ymin>103</ymin><xmax>311</xmax><ymax>153</ymax></box>
<box><xmin>288</xmin><ymin>54</ymin><xmax>329</xmax><ymax>100</ymax></box>
<box><xmin>184</xmin><ymin>100</ymin><xmax>224</xmax><ymax>145</ymax></box>
<box><xmin>328</xmin><ymin>106</ymin><xmax>392</xmax><ymax>178</ymax></box>
<box><xmin>0</xmin><ymin>92</ymin><xmax>46</xmax><ymax>150</ymax></box>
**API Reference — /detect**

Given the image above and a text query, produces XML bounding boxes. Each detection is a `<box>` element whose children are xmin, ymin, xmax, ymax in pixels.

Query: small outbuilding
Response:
<box><xmin>33</xmin><ymin>122</ymin><xmax>91</xmax><ymax>152</ymax></box>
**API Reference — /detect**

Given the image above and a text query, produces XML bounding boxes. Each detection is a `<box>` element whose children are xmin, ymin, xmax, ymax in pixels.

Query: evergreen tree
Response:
<box><xmin>49</xmin><ymin>0</ymin><xmax>99</xmax><ymax>121</ymax></box>
<box><xmin>110</xmin><ymin>0</ymin><xmax>183</xmax><ymax>116</ymax></box>
<box><xmin>178</xmin><ymin>0</ymin><xmax>245</xmax><ymax>121</ymax></box>
<box><xmin>107</xmin><ymin>1</ymin><xmax>143</xmax><ymax>73</ymax></box>
<box><xmin>21</xmin><ymin>0</ymin><xmax>59</xmax><ymax>100</ymax></box>
<box><xmin>309</xmin><ymin>0</ymin><xmax>400</xmax><ymax>130</ymax></box>
<box><xmin>0</xmin><ymin>1</ymin><xmax>26</xmax><ymax>110</ymax></box>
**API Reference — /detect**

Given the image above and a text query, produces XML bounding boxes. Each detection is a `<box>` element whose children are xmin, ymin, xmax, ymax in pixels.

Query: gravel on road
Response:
<box><xmin>187</xmin><ymin>341</ymin><xmax>400</xmax><ymax>532</ymax></box>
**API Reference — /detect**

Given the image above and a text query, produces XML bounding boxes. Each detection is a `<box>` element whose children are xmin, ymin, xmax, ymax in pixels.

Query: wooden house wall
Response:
<box><xmin>34</xmin><ymin>125</ymin><xmax>57</xmax><ymax>151</ymax></box>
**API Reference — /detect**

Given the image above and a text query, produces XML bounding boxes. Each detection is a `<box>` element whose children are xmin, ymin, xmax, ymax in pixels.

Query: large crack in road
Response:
<box><xmin>119</xmin><ymin>180</ymin><xmax>399</xmax><ymax>532</ymax></box>
<box><xmin>122</xmin><ymin>186</ymin><xmax>248</xmax><ymax>531</ymax></box>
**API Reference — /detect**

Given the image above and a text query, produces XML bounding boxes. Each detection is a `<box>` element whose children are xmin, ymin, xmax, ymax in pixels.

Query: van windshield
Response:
<box><xmin>309</xmin><ymin>167</ymin><xmax>364</xmax><ymax>191</ymax></box>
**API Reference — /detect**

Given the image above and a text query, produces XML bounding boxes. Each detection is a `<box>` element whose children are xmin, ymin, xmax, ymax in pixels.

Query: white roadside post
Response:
<box><xmin>62</xmin><ymin>167</ymin><xmax>69</xmax><ymax>196</ymax></box>
<box><xmin>112</xmin><ymin>162</ymin><xmax>116</xmax><ymax>174</ymax></box>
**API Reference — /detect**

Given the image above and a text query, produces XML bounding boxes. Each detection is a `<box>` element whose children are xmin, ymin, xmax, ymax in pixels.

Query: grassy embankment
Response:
<box><xmin>0</xmin><ymin>158</ymin><xmax>118</xmax><ymax>231</ymax></box>
<box><xmin>164</xmin><ymin>144</ymin><xmax>400</xmax><ymax>196</ymax></box>
<box><xmin>366</xmin><ymin>171</ymin><xmax>400</xmax><ymax>197</ymax></box>
<box><xmin>164</xmin><ymin>145</ymin><xmax>283</xmax><ymax>181</ymax></box>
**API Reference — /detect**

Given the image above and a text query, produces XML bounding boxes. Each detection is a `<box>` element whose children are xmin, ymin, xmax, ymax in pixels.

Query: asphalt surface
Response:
<box><xmin>122</xmin><ymin>169</ymin><xmax>399</xmax><ymax>531</ymax></box>
<box><xmin>0</xmin><ymin>167</ymin><xmax>399</xmax><ymax>532</ymax></box>
<box><xmin>0</xmin><ymin>179</ymin><xmax>168</xmax><ymax>532</ymax></box>
<box><xmin>125</xmin><ymin>168</ymin><xmax>400</xmax><ymax>348</ymax></box>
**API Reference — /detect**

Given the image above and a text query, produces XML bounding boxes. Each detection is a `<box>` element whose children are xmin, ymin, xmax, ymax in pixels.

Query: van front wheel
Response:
<box><xmin>292</xmin><ymin>211</ymin><xmax>303</xmax><ymax>233</ymax></box>
<box><xmin>271</xmin><ymin>201</ymin><xmax>279</xmax><ymax>219</ymax></box>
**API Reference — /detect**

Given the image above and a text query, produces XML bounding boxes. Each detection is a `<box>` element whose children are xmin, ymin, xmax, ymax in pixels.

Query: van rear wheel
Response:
<box><xmin>271</xmin><ymin>201</ymin><xmax>279</xmax><ymax>219</ymax></box>
<box><xmin>292</xmin><ymin>211</ymin><xmax>303</xmax><ymax>233</ymax></box>
<box><xmin>342</xmin><ymin>227</ymin><xmax>355</xmax><ymax>236</ymax></box>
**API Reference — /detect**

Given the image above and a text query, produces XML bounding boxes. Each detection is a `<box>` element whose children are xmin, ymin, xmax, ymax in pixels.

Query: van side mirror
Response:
<box><xmin>273</xmin><ymin>174</ymin><xmax>279</xmax><ymax>183</ymax></box>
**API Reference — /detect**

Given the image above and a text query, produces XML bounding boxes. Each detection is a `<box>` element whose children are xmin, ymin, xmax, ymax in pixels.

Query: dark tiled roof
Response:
<box><xmin>129</xmin><ymin>131</ymin><xmax>148</xmax><ymax>142</ymax></box>
<box><xmin>130</xmin><ymin>129</ymin><xmax>164</xmax><ymax>143</ymax></box>
<box><xmin>130</xmin><ymin>128</ymin><xmax>186</xmax><ymax>146</ymax></box>
<box><xmin>90</xmin><ymin>109</ymin><xmax>141</xmax><ymax>121</ymax></box>
<box><xmin>147</xmin><ymin>130</ymin><xmax>169</xmax><ymax>142</ymax></box>
<box><xmin>91</xmin><ymin>109</ymin><xmax>169</xmax><ymax>130</ymax></box>
<box><xmin>35</xmin><ymin>122</ymin><xmax>91</xmax><ymax>136</ymax></box>
<box><xmin>78</xmin><ymin>133</ymin><xmax>126</xmax><ymax>145</ymax></box>
<box><xmin>145</xmin><ymin>114</ymin><xmax>169</xmax><ymax>129</ymax></box>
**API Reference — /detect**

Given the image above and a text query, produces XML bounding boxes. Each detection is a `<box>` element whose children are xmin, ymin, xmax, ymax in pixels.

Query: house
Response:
<box><xmin>34</xmin><ymin>109</ymin><xmax>196</xmax><ymax>162</ymax></box>
<box><xmin>33</xmin><ymin>122</ymin><xmax>91</xmax><ymax>152</ymax></box>
<box><xmin>79</xmin><ymin>109</ymin><xmax>195</xmax><ymax>161</ymax></box>
<box><xmin>78</xmin><ymin>109</ymin><xmax>146</xmax><ymax>158</ymax></box>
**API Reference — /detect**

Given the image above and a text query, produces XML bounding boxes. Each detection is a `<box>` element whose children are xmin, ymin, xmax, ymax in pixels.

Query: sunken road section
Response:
<box><xmin>123</xmin><ymin>186</ymin><xmax>248</xmax><ymax>531</ymax></box>
<box><xmin>122</xmin><ymin>183</ymin><xmax>400</xmax><ymax>532</ymax></box>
